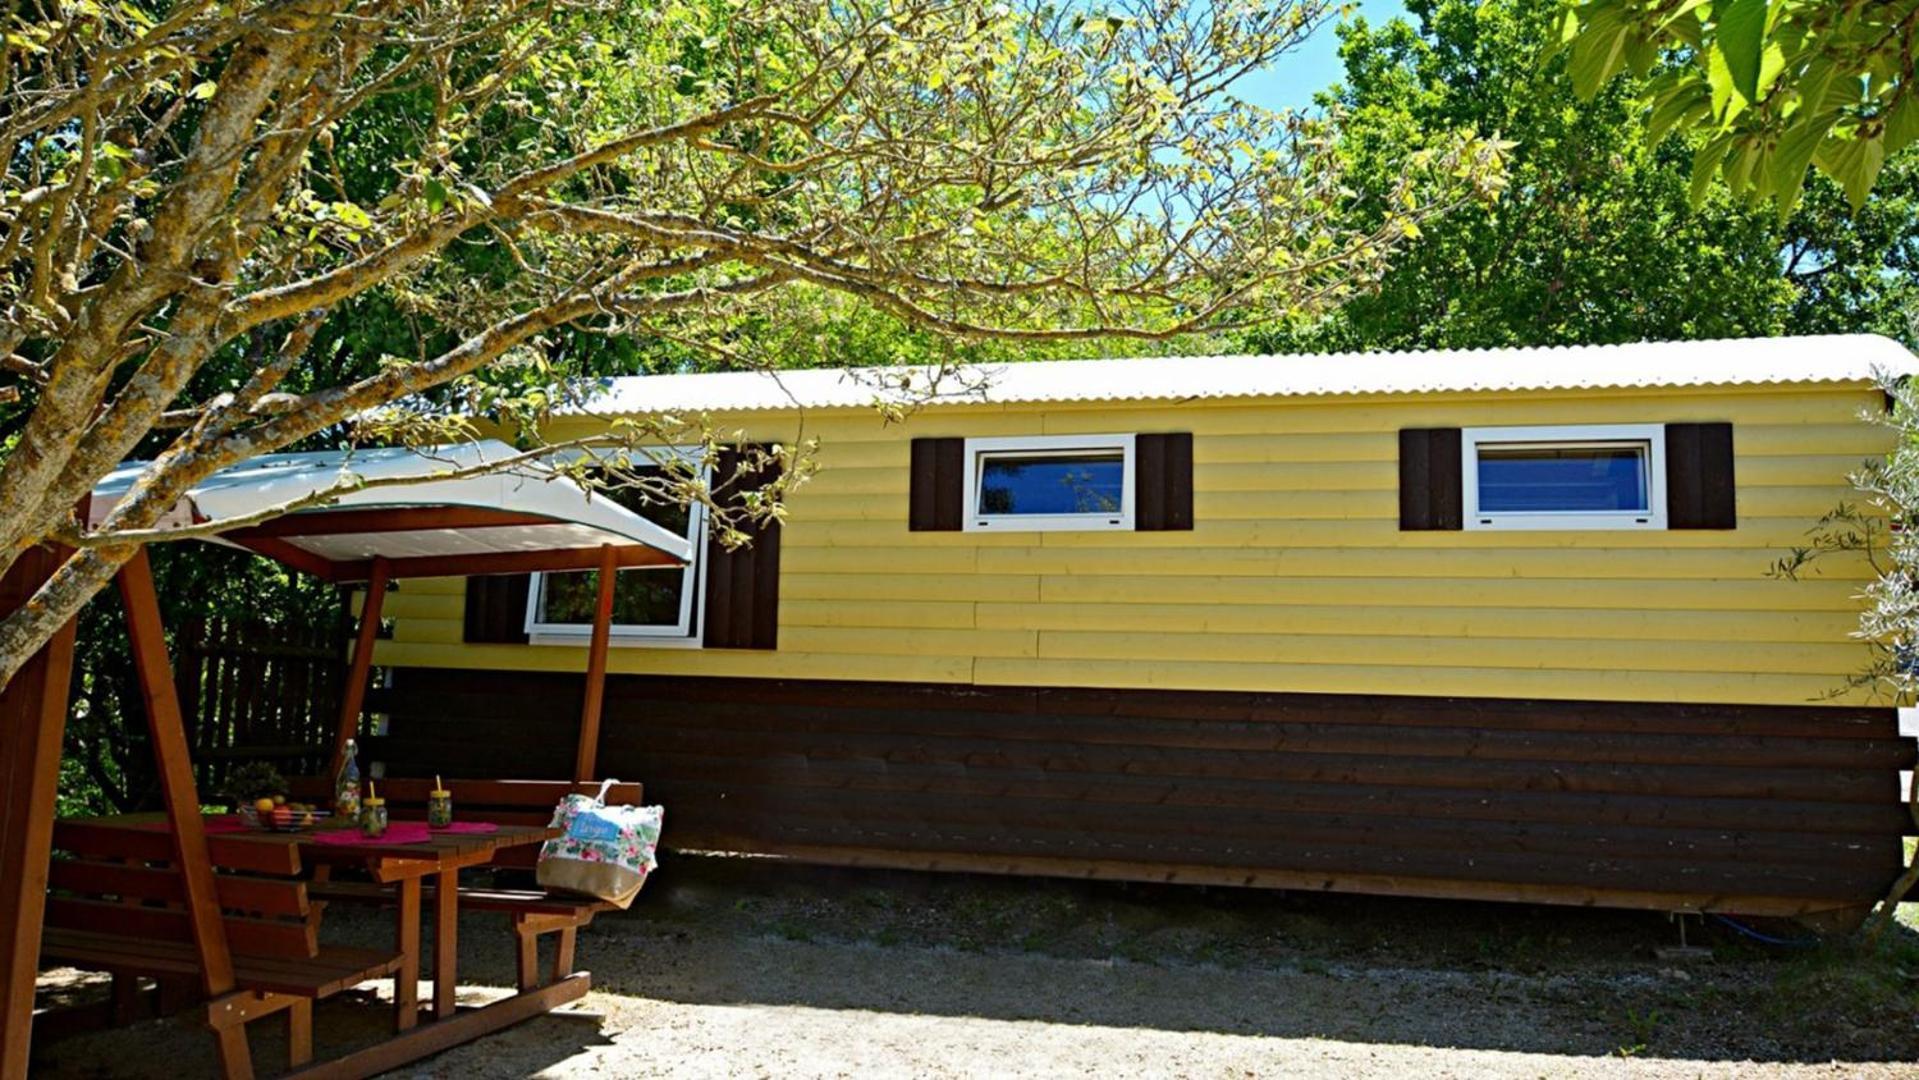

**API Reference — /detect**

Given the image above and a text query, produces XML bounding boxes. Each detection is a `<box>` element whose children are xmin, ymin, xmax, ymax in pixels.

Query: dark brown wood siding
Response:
<box><xmin>1399</xmin><ymin>428</ymin><xmax>1463</xmax><ymax>530</ymax></box>
<box><xmin>365</xmin><ymin>669</ymin><xmax>1914</xmax><ymax>915</ymax></box>
<box><xmin>908</xmin><ymin>437</ymin><xmax>965</xmax><ymax>531</ymax></box>
<box><xmin>1135</xmin><ymin>433</ymin><xmax>1194</xmax><ymax>531</ymax></box>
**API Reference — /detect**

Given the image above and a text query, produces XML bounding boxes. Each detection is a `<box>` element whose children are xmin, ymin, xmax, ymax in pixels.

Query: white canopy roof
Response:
<box><xmin>572</xmin><ymin>334</ymin><xmax>1919</xmax><ymax>415</ymax></box>
<box><xmin>88</xmin><ymin>440</ymin><xmax>694</xmax><ymax>573</ymax></box>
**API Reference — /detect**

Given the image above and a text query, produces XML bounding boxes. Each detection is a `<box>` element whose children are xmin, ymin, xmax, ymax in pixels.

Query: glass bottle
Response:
<box><xmin>334</xmin><ymin>739</ymin><xmax>362</xmax><ymax>822</ymax></box>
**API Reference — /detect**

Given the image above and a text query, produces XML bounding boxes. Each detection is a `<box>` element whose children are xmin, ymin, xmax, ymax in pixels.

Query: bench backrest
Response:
<box><xmin>48</xmin><ymin>821</ymin><xmax>319</xmax><ymax>960</ymax></box>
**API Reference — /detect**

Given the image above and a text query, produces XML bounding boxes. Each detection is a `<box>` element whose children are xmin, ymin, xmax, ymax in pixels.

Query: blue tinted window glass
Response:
<box><xmin>1477</xmin><ymin>445</ymin><xmax>1648</xmax><ymax>512</ymax></box>
<box><xmin>978</xmin><ymin>453</ymin><xmax>1124</xmax><ymax>516</ymax></box>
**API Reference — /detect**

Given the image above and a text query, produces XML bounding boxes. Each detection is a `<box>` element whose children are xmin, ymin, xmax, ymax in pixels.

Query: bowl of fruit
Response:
<box><xmin>238</xmin><ymin>795</ymin><xmax>328</xmax><ymax>832</ymax></box>
<box><xmin>224</xmin><ymin>764</ymin><xmax>328</xmax><ymax>831</ymax></box>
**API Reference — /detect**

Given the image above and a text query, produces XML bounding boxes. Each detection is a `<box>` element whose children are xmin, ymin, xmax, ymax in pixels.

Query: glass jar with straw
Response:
<box><xmin>360</xmin><ymin>780</ymin><xmax>387</xmax><ymax>838</ymax></box>
<box><xmin>427</xmin><ymin>775</ymin><xmax>453</xmax><ymax>828</ymax></box>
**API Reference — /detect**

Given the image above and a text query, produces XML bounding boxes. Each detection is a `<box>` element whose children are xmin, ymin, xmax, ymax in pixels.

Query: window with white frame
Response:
<box><xmin>525</xmin><ymin>449</ymin><xmax>708</xmax><ymax>645</ymax></box>
<box><xmin>1462</xmin><ymin>424</ymin><xmax>1666</xmax><ymax>530</ymax></box>
<box><xmin>963</xmin><ymin>434</ymin><xmax>1135</xmax><ymax>531</ymax></box>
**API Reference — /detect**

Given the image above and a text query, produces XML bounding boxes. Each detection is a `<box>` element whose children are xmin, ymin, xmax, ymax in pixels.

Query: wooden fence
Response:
<box><xmin>174</xmin><ymin>616</ymin><xmax>345</xmax><ymax>794</ymax></box>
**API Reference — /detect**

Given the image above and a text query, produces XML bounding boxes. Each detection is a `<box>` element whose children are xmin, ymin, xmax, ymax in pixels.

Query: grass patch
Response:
<box><xmin>770</xmin><ymin>917</ymin><xmax>814</xmax><ymax>943</ymax></box>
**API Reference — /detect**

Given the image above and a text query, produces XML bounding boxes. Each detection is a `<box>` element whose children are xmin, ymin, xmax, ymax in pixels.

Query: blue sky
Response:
<box><xmin>1234</xmin><ymin>0</ymin><xmax>1410</xmax><ymax>112</ymax></box>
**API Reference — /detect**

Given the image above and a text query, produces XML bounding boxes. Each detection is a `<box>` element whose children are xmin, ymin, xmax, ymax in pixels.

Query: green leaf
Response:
<box><xmin>1756</xmin><ymin>38</ymin><xmax>1786</xmax><ymax>99</ymax></box>
<box><xmin>1647</xmin><ymin>80</ymin><xmax>1709</xmax><ymax>145</ymax></box>
<box><xmin>1624</xmin><ymin>35</ymin><xmax>1659</xmax><ymax>77</ymax></box>
<box><xmin>1796</xmin><ymin>56</ymin><xmax>1839</xmax><ymax>115</ymax></box>
<box><xmin>1655</xmin><ymin>0</ymin><xmax>1712</xmax><ymax>32</ymax></box>
<box><xmin>423</xmin><ymin>178</ymin><xmax>449</xmax><ymax>214</ymax></box>
<box><xmin>189</xmin><ymin>80</ymin><xmax>218</xmax><ymax>100</ymax></box>
<box><xmin>1885</xmin><ymin>92</ymin><xmax>1919</xmax><ymax>155</ymax></box>
<box><xmin>1690</xmin><ymin>133</ymin><xmax>1735</xmax><ymax>208</ymax></box>
<box><xmin>330</xmin><ymin>201</ymin><xmax>373</xmax><ymax>229</ymax></box>
<box><xmin>1665</xmin><ymin>10</ymin><xmax>1705</xmax><ymax>50</ymax></box>
<box><xmin>1706</xmin><ymin>41</ymin><xmax>1746</xmax><ymax>123</ymax></box>
<box><xmin>1553</xmin><ymin>3</ymin><xmax>1580</xmax><ymax>46</ymax></box>
<box><xmin>1724</xmin><ymin>136</ymin><xmax>1762</xmax><ymax>197</ymax></box>
<box><xmin>1715</xmin><ymin>0</ymin><xmax>1769</xmax><ymax>105</ymax></box>
<box><xmin>1814</xmin><ymin>133</ymin><xmax>1886</xmax><ymax>211</ymax></box>
<box><xmin>1567</xmin><ymin>23</ymin><xmax>1630</xmax><ymax>99</ymax></box>
<box><xmin>1770</xmin><ymin>112</ymin><xmax>1837</xmax><ymax>213</ymax></box>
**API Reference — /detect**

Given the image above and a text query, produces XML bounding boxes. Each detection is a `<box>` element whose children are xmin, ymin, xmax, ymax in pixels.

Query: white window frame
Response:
<box><xmin>1461</xmin><ymin>423</ymin><xmax>1667</xmax><ymax>531</ymax></box>
<box><xmin>525</xmin><ymin>446</ymin><xmax>710</xmax><ymax>647</ymax></box>
<box><xmin>962</xmin><ymin>433</ymin><xmax>1136</xmax><ymax>532</ymax></box>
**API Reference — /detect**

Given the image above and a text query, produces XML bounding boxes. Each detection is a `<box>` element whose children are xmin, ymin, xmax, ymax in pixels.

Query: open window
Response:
<box><xmin>1461</xmin><ymin>424</ymin><xmax>1666</xmax><ymax>531</ymax></box>
<box><xmin>961</xmin><ymin>434</ymin><xmax>1135</xmax><ymax>532</ymax></box>
<box><xmin>525</xmin><ymin>448</ymin><xmax>709</xmax><ymax>645</ymax></box>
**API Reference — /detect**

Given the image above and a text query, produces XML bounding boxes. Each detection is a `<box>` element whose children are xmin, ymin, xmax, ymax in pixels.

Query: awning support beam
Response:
<box><xmin>574</xmin><ymin>545</ymin><xmax>618</xmax><ymax>782</ymax></box>
<box><xmin>333</xmin><ymin>556</ymin><xmax>391</xmax><ymax>773</ymax></box>
<box><xmin>0</xmin><ymin>547</ymin><xmax>79</xmax><ymax>1078</ymax></box>
<box><xmin>116</xmin><ymin>549</ymin><xmax>235</xmax><ymax>997</ymax></box>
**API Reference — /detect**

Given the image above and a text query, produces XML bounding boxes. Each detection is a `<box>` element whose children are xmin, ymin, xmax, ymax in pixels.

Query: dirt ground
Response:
<box><xmin>32</xmin><ymin>854</ymin><xmax>1919</xmax><ymax>1078</ymax></box>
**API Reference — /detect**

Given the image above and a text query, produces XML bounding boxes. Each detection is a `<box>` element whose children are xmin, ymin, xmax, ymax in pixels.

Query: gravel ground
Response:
<box><xmin>32</xmin><ymin>855</ymin><xmax>1919</xmax><ymax>1078</ymax></box>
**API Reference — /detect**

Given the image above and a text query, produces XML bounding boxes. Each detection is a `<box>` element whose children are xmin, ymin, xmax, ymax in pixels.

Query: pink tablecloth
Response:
<box><xmin>119</xmin><ymin>816</ymin><xmax>500</xmax><ymax>846</ymax></box>
<box><xmin>307</xmin><ymin>820</ymin><xmax>500</xmax><ymax>846</ymax></box>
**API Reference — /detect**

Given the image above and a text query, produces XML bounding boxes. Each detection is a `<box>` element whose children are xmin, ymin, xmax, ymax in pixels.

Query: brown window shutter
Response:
<box><xmin>703</xmin><ymin>446</ymin><xmax>783</xmax><ymax>649</ymax></box>
<box><xmin>1135</xmin><ymin>433</ymin><xmax>1194</xmax><ymax>531</ymax></box>
<box><xmin>1399</xmin><ymin>428</ymin><xmax>1463</xmax><ymax>531</ymax></box>
<box><xmin>909</xmin><ymin>437</ymin><xmax>964</xmax><ymax>531</ymax></box>
<box><xmin>1665</xmin><ymin>422</ymin><xmax>1736</xmax><ymax>529</ymax></box>
<box><xmin>463</xmin><ymin>574</ymin><xmax>531</xmax><ymax>643</ymax></box>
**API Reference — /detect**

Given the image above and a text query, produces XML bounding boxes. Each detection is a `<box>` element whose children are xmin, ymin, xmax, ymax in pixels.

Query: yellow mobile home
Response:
<box><xmin>371</xmin><ymin>334</ymin><xmax>1919</xmax><ymax>919</ymax></box>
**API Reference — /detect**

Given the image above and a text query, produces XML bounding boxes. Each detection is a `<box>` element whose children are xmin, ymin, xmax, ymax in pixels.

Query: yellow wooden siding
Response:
<box><xmin>373</xmin><ymin>385</ymin><xmax>1893</xmax><ymax>705</ymax></box>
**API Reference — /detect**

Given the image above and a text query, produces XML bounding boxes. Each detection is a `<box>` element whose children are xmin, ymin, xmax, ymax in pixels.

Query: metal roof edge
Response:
<box><xmin>562</xmin><ymin>334</ymin><xmax>1918</xmax><ymax>416</ymax></box>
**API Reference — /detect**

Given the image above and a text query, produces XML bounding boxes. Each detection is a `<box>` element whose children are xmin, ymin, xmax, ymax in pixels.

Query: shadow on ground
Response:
<box><xmin>31</xmin><ymin>852</ymin><xmax>1919</xmax><ymax>1075</ymax></box>
<box><xmin>575</xmin><ymin>853</ymin><xmax>1919</xmax><ymax>1065</ymax></box>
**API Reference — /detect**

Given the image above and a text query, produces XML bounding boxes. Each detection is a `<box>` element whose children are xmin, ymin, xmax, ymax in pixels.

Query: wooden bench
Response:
<box><xmin>42</xmin><ymin>820</ymin><xmax>403</xmax><ymax>1078</ymax></box>
<box><xmin>291</xmin><ymin>778</ymin><xmax>642</xmax><ymax>990</ymax></box>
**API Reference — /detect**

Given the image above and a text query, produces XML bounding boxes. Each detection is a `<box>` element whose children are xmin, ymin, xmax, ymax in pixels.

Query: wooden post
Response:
<box><xmin>0</xmin><ymin>546</ymin><xmax>79</xmax><ymax>1080</ymax></box>
<box><xmin>333</xmin><ymin>556</ymin><xmax>390</xmax><ymax>768</ymax></box>
<box><xmin>393</xmin><ymin>876</ymin><xmax>421</xmax><ymax>1032</ymax></box>
<box><xmin>431</xmin><ymin>869</ymin><xmax>458</xmax><ymax>1020</ymax></box>
<box><xmin>573</xmin><ymin>545</ymin><xmax>617</xmax><ymax>782</ymax></box>
<box><xmin>117</xmin><ymin>549</ymin><xmax>236</xmax><ymax>998</ymax></box>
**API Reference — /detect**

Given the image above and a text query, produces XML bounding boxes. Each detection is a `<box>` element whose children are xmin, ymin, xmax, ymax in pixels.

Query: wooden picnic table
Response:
<box><xmin>72</xmin><ymin>814</ymin><xmax>557</xmax><ymax>1039</ymax></box>
<box><xmin>5</xmin><ymin>534</ymin><xmax>636</xmax><ymax>1078</ymax></box>
<box><xmin>290</xmin><ymin>820</ymin><xmax>554</xmax><ymax>1030</ymax></box>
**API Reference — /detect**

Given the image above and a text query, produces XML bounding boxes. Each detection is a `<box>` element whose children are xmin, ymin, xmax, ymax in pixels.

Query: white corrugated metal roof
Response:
<box><xmin>573</xmin><ymin>334</ymin><xmax>1916</xmax><ymax>415</ymax></box>
<box><xmin>88</xmin><ymin>440</ymin><xmax>694</xmax><ymax>563</ymax></box>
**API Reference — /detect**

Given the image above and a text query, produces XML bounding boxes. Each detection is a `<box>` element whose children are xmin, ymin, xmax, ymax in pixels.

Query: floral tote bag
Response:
<box><xmin>535</xmin><ymin>779</ymin><xmax>663</xmax><ymax>909</ymax></box>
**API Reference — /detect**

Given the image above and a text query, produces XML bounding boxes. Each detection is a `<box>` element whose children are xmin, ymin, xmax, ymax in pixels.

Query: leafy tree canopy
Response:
<box><xmin>1251</xmin><ymin>0</ymin><xmax>1917</xmax><ymax>353</ymax></box>
<box><xmin>1561</xmin><ymin>0</ymin><xmax>1919</xmax><ymax>211</ymax></box>
<box><xmin>0</xmin><ymin>0</ymin><xmax>1506</xmax><ymax>685</ymax></box>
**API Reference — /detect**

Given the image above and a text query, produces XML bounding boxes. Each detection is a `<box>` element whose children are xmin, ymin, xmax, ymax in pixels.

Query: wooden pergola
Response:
<box><xmin>0</xmin><ymin>443</ymin><xmax>688</xmax><ymax>1077</ymax></box>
